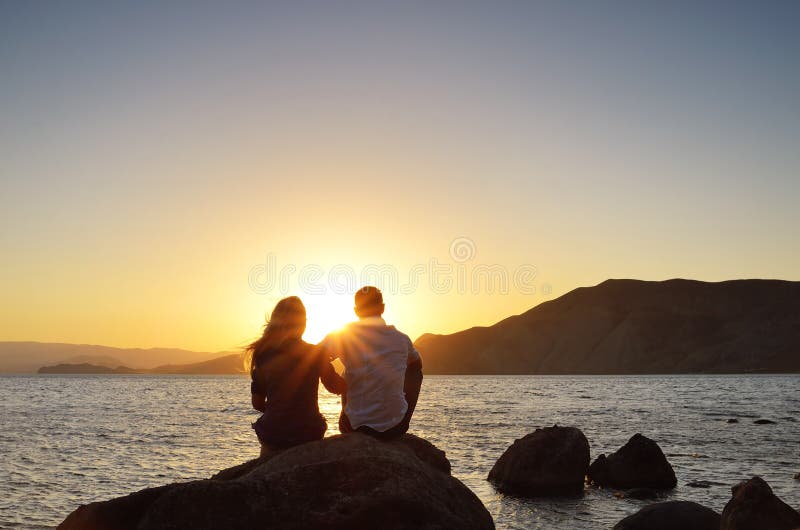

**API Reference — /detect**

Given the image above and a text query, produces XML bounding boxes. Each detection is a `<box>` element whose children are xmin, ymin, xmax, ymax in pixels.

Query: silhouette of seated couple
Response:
<box><xmin>247</xmin><ymin>286</ymin><xmax>423</xmax><ymax>456</ymax></box>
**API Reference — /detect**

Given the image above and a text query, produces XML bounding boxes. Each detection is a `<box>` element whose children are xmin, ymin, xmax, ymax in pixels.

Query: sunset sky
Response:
<box><xmin>1</xmin><ymin>3</ymin><xmax>798</xmax><ymax>351</ymax></box>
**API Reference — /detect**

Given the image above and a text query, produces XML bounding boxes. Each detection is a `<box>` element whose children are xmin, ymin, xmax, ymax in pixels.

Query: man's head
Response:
<box><xmin>354</xmin><ymin>286</ymin><xmax>384</xmax><ymax>318</ymax></box>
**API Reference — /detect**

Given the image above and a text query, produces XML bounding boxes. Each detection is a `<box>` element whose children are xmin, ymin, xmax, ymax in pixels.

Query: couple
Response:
<box><xmin>246</xmin><ymin>286</ymin><xmax>423</xmax><ymax>456</ymax></box>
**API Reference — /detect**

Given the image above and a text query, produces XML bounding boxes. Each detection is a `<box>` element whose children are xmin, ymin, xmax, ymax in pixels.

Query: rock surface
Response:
<box><xmin>587</xmin><ymin>433</ymin><xmax>676</xmax><ymax>489</ymax></box>
<box><xmin>720</xmin><ymin>476</ymin><xmax>800</xmax><ymax>530</ymax></box>
<box><xmin>613</xmin><ymin>501</ymin><xmax>721</xmax><ymax>530</ymax></box>
<box><xmin>687</xmin><ymin>480</ymin><xmax>727</xmax><ymax>489</ymax></box>
<box><xmin>58</xmin><ymin>433</ymin><xmax>493</xmax><ymax>530</ymax></box>
<box><xmin>488</xmin><ymin>425</ymin><xmax>589</xmax><ymax>496</ymax></box>
<box><xmin>622</xmin><ymin>488</ymin><xmax>658</xmax><ymax>500</ymax></box>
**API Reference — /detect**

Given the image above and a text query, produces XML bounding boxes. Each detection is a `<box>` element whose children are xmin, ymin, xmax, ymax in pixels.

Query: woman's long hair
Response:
<box><xmin>245</xmin><ymin>296</ymin><xmax>307</xmax><ymax>379</ymax></box>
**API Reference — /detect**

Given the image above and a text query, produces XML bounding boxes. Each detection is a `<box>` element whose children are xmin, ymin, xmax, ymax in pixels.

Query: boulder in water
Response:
<box><xmin>720</xmin><ymin>476</ymin><xmax>800</xmax><ymax>530</ymax></box>
<box><xmin>622</xmin><ymin>487</ymin><xmax>659</xmax><ymax>500</ymax></box>
<box><xmin>687</xmin><ymin>480</ymin><xmax>727</xmax><ymax>489</ymax></box>
<box><xmin>587</xmin><ymin>433</ymin><xmax>676</xmax><ymax>489</ymax></box>
<box><xmin>58</xmin><ymin>433</ymin><xmax>494</xmax><ymax>530</ymax></box>
<box><xmin>488</xmin><ymin>425</ymin><xmax>590</xmax><ymax>496</ymax></box>
<box><xmin>613</xmin><ymin>500</ymin><xmax>721</xmax><ymax>530</ymax></box>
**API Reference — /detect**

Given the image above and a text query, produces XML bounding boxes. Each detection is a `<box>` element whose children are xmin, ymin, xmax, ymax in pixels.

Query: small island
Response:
<box><xmin>38</xmin><ymin>363</ymin><xmax>141</xmax><ymax>374</ymax></box>
<box><xmin>37</xmin><ymin>353</ymin><xmax>245</xmax><ymax>375</ymax></box>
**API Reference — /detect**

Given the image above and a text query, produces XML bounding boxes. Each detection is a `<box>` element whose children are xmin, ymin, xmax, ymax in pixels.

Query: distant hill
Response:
<box><xmin>148</xmin><ymin>353</ymin><xmax>245</xmax><ymax>374</ymax></box>
<box><xmin>10</xmin><ymin>279</ymin><xmax>800</xmax><ymax>375</ymax></box>
<box><xmin>414</xmin><ymin>279</ymin><xmax>800</xmax><ymax>374</ymax></box>
<box><xmin>58</xmin><ymin>354</ymin><xmax>126</xmax><ymax>367</ymax></box>
<box><xmin>38</xmin><ymin>353</ymin><xmax>245</xmax><ymax>375</ymax></box>
<box><xmin>38</xmin><ymin>363</ymin><xmax>141</xmax><ymax>374</ymax></box>
<box><xmin>0</xmin><ymin>342</ymin><xmax>234</xmax><ymax>373</ymax></box>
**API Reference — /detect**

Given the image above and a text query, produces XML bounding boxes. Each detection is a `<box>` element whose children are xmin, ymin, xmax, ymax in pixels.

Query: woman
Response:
<box><xmin>246</xmin><ymin>296</ymin><xmax>346</xmax><ymax>456</ymax></box>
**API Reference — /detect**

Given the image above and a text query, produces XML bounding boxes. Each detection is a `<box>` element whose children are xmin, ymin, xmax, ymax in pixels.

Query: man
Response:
<box><xmin>319</xmin><ymin>286</ymin><xmax>423</xmax><ymax>439</ymax></box>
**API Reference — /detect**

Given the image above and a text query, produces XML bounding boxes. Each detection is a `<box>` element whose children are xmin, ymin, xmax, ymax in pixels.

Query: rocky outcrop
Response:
<box><xmin>415</xmin><ymin>279</ymin><xmax>800</xmax><ymax>374</ymax></box>
<box><xmin>58</xmin><ymin>433</ymin><xmax>493</xmax><ymax>530</ymax></box>
<box><xmin>587</xmin><ymin>433</ymin><xmax>676</xmax><ymax>489</ymax></box>
<box><xmin>488</xmin><ymin>425</ymin><xmax>589</xmax><ymax>496</ymax></box>
<box><xmin>613</xmin><ymin>501</ymin><xmax>721</xmax><ymax>530</ymax></box>
<box><xmin>720</xmin><ymin>476</ymin><xmax>800</xmax><ymax>530</ymax></box>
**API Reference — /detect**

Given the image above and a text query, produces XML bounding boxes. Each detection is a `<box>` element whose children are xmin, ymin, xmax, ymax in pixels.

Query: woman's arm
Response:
<box><xmin>320</xmin><ymin>357</ymin><xmax>347</xmax><ymax>395</ymax></box>
<box><xmin>251</xmin><ymin>391</ymin><xmax>266</xmax><ymax>412</ymax></box>
<box><xmin>315</xmin><ymin>340</ymin><xmax>347</xmax><ymax>395</ymax></box>
<box><xmin>250</xmin><ymin>377</ymin><xmax>267</xmax><ymax>412</ymax></box>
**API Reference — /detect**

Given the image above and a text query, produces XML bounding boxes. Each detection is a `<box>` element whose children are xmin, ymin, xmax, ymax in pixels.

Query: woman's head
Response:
<box><xmin>245</xmin><ymin>296</ymin><xmax>307</xmax><ymax>374</ymax></box>
<box><xmin>267</xmin><ymin>296</ymin><xmax>307</xmax><ymax>338</ymax></box>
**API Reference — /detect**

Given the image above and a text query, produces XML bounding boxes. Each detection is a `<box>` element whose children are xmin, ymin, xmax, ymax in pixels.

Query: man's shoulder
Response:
<box><xmin>329</xmin><ymin>320</ymin><xmax>412</xmax><ymax>346</ymax></box>
<box><xmin>381</xmin><ymin>326</ymin><xmax>415</xmax><ymax>351</ymax></box>
<box><xmin>319</xmin><ymin>323</ymin><xmax>363</xmax><ymax>348</ymax></box>
<box><xmin>388</xmin><ymin>326</ymin><xmax>412</xmax><ymax>342</ymax></box>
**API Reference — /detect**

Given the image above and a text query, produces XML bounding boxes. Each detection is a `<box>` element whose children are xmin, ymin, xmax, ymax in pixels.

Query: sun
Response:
<box><xmin>301</xmin><ymin>293</ymin><xmax>355</xmax><ymax>344</ymax></box>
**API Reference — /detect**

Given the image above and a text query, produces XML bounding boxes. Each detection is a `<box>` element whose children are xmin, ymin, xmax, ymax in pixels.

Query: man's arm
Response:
<box><xmin>403</xmin><ymin>340</ymin><xmax>423</xmax><ymax>421</ymax></box>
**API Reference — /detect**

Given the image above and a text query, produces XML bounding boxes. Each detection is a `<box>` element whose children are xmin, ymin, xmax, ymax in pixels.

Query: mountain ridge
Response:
<box><xmin>6</xmin><ymin>278</ymin><xmax>799</xmax><ymax>374</ymax></box>
<box><xmin>0</xmin><ymin>341</ymin><xmax>235</xmax><ymax>373</ymax></box>
<box><xmin>37</xmin><ymin>354</ymin><xmax>245</xmax><ymax>375</ymax></box>
<box><xmin>414</xmin><ymin>278</ymin><xmax>800</xmax><ymax>374</ymax></box>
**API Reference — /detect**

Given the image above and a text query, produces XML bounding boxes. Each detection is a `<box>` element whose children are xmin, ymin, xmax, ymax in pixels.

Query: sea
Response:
<box><xmin>1</xmin><ymin>374</ymin><xmax>799</xmax><ymax>529</ymax></box>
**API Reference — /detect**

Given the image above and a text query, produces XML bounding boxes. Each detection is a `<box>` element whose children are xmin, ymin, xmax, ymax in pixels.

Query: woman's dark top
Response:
<box><xmin>251</xmin><ymin>338</ymin><xmax>345</xmax><ymax>448</ymax></box>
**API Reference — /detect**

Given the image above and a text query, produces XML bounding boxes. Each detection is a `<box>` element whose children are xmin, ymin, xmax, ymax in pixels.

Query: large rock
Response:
<box><xmin>58</xmin><ymin>433</ymin><xmax>494</xmax><ymax>530</ymax></box>
<box><xmin>613</xmin><ymin>501</ymin><xmax>721</xmax><ymax>530</ymax></box>
<box><xmin>720</xmin><ymin>476</ymin><xmax>800</xmax><ymax>530</ymax></box>
<box><xmin>487</xmin><ymin>425</ymin><xmax>589</xmax><ymax>496</ymax></box>
<box><xmin>587</xmin><ymin>433</ymin><xmax>676</xmax><ymax>489</ymax></box>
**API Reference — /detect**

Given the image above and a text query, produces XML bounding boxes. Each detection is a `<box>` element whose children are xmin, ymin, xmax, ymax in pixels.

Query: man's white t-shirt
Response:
<box><xmin>321</xmin><ymin>317</ymin><xmax>420</xmax><ymax>432</ymax></box>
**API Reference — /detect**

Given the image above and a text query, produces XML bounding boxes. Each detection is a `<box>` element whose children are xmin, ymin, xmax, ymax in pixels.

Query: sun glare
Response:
<box><xmin>302</xmin><ymin>293</ymin><xmax>355</xmax><ymax>344</ymax></box>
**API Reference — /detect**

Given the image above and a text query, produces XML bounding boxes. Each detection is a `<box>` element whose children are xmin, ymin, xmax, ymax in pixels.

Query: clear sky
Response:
<box><xmin>1</xmin><ymin>2</ymin><xmax>798</xmax><ymax>351</ymax></box>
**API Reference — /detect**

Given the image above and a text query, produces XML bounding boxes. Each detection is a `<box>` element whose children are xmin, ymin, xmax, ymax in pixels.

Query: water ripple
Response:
<box><xmin>1</xmin><ymin>374</ymin><xmax>799</xmax><ymax>529</ymax></box>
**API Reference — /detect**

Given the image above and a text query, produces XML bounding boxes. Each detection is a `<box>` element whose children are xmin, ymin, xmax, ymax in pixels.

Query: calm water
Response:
<box><xmin>1</xmin><ymin>374</ymin><xmax>799</xmax><ymax>529</ymax></box>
